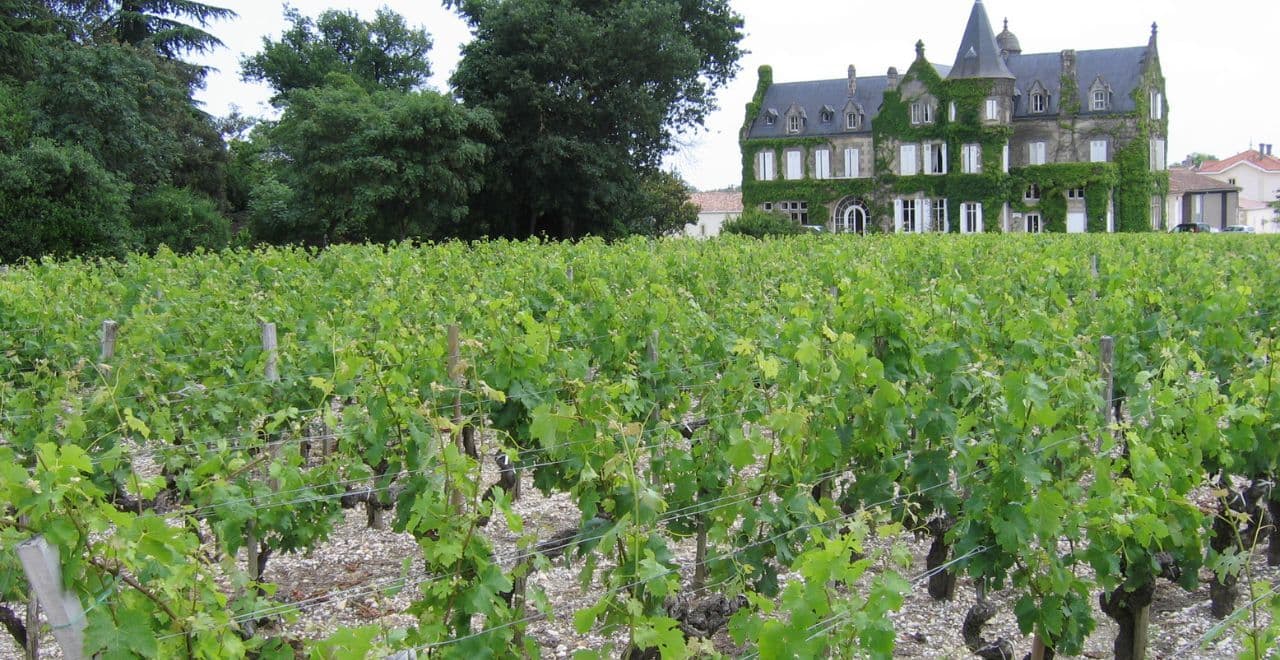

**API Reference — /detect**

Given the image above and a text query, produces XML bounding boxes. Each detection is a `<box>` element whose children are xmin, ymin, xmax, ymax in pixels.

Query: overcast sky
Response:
<box><xmin>194</xmin><ymin>0</ymin><xmax>1279</xmax><ymax>191</ymax></box>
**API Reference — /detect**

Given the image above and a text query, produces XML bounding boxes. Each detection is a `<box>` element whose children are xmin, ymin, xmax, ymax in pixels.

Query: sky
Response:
<box><xmin>193</xmin><ymin>0</ymin><xmax>1280</xmax><ymax>191</ymax></box>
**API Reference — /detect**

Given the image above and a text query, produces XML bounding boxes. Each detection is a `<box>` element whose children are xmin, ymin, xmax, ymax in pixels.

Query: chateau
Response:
<box><xmin>739</xmin><ymin>0</ymin><xmax>1169</xmax><ymax>233</ymax></box>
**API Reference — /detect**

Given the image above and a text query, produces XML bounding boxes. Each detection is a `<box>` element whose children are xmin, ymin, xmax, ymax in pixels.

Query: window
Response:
<box><xmin>924</xmin><ymin>142</ymin><xmax>947</xmax><ymax>175</ymax></box>
<box><xmin>948</xmin><ymin>102</ymin><xmax>957</xmax><ymax>122</ymax></box>
<box><xmin>1028</xmin><ymin>141</ymin><xmax>1047</xmax><ymax>166</ymax></box>
<box><xmin>911</xmin><ymin>102</ymin><xmax>933</xmax><ymax>125</ymax></box>
<box><xmin>815</xmin><ymin>148</ymin><xmax>831</xmax><ymax>180</ymax></box>
<box><xmin>1002</xmin><ymin>142</ymin><xmax>1009</xmax><ymax>173</ymax></box>
<box><xmin>845</xmin><ymin>112</ymin><xmax>861</xmax><ymax>130</ymax></box>
<box><xmin>1150</xmin><ymin>139</ymin><xmax>1166</xmax><ymax>171</ymax></box>
<box><xmin>1150</xmin><ymin>90</ymin><xmax>1163</xmax><ymax>119</ymax></box>
<box><xmin>960</xmin><ymin>202</ymin><xmax>983</xmax><ymax>233</ymax></box>
<box><xmin>1025</xmin><ymin>184</ymin><xmax>1041</xmax><ymax>201</ymax></box>
<box><xmin>1067</xmin><ymin>187</ymin><xmax>1085</xmax><ymax>199</ymax></box>
<box><xmin>787</xmin><ymin>114</ymin><xmax>803</xmax><ymax>134</ymax></box>
<box><xmin>1025</xmin><ymin>213</ymin><xmax>1042</xmax><ymax>233</ymax></box>
<box><xmin>756</xmin><ymin>151</ymin><xmax>775</xmax><ymax>181</ymax></box>
<box><xmin>781</xmin><ymin>201</ymin><xmax>809</xmax><ymax>224</ymax></box>
<box><xmin>900</xmin><ymin>144</ymin><xmax>918</xmax><ymax>176</ymax></box>
<box><xmin>820</xmin><ymin>109</ymin><xmax>834</xmax><ymax>123</ymax></box>
<box><xmin>961</xmin><ymin>144</ymin><xmax>981</xmax><ymax>174</ymax></box>
<box><xmin>1090</xmin><ymin>139</ymin><xmax>1108</xmax><ymax>163</ymax></box>
<box><xmin>1192</xmin><ymin>194</ymin><xmax>1204</xmax><ymax>222</ymax></box>
<box><xmin>1091</xmin><ymin>90</ymin><xmax>1109</xmax><ymax>111</ymax></box>
<box><xmin>785</xmin><ymin>150</ymin><xmax>803</xmax><ymax>180</ymax></box>
<box><xmin>933</xmin><ymin>199</ymin><xmax>949</xmax><ymax>233</ymax></box>
<box><xmin>834</xmin><ymin>198</ymin><xmax>869</xmax><ymax>234</ymax></box>
<box><xmin>901</xmin><ymin>199</ymin><xmax>919</xmax><ymax>232</ymax></box>
<box><xmin>985</xmin><ymin>98</ymin><xmax>999</xmax><ymax>120</ymax></box>
<box><xmin>1229</xmin><ymin>178</ymin><xmax>1237</xmax><ymax>185</ymax></box>
<box><xmin>762</xmin><ymin>202</ymin><xmax>773</xmax><ymax>211</ymax></box>
<box><xmin>843</xmin><ymin>148</ymin><xmax>860</xmax><ymax>178</ymax></box>
<box><xmin>1031</xmin><ymin>93</ymin><xmax>1046</xmax><ymax>113</ymax></box>
<box><xmin>764</xmin><ymin>110</ymin><xmax>777</xmax><ymax>126</ymax></box>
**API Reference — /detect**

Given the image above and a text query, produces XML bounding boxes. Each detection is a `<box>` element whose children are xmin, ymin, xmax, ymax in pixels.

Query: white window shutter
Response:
<box><xmin>949</xmin><ymin>102</ymin><xmax>957</xmax><ymax>122</ymax></box>
<box><xmin>942</xmin><ymin>199</ymin><xmax>949</xmax><ymax>232</ymax></box>
<box><xmin>893</xmin><ymin>199</ymin><xmax>904</xmax><ymax>233</ymax></box>
<box><xmin>921</xmin><ymin>198</ymin><xmax>933</xmax><ymax>232</ymax></box>
<box><xmin>940</xmin><ymin>143</ymin><xmax>948</xmax><ymax>174</ymax></box>
<box><xmin>976</xmin><ymin>202</ymin><xmax>984</xmax><ymax>233</ymax></box>
<box><xmin>1002</xmin><ymin>143</ymin><xmax>1009</xmax><ymax>172</ymax></box>
<box><xmin>900</xmin><ymin>145</ymin><xmax>917</xmax><ymax>176</ymax></box>
<box><xmin>923</xmin><ymin>143</ymin><xmax>933</xmax><ymax>174</ymax></box>
<box><xmin>850</xmin><ymin>148</ymin><xmax>860</xmax><ymax>178</ymax></box>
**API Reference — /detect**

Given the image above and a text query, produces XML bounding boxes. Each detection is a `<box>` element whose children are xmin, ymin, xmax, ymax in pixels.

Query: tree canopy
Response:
<box><xmin>241</xmin><ymin>6</ymin><xmax>432</xmax><ymax>103</ymax></box>
<box><xmin>447</xmin><ymin>0</ymin><xmax>744</xmax><ymax>239</ymax></box>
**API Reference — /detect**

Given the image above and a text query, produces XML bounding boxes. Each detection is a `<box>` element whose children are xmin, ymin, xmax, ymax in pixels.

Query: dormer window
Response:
<box><xmin>764</xmin><ymin>109</ymin><xmax>778</xmax><ymax>126</ymax></box>
<box><xmin>1150</xmin><ymin>90</ymin><xmax>1163</xmax><ymax>119</ymax></box>
<box><xmin>1088</xmin><ymin>77</ymin><xmax>1113</xmax><ymax>112</ymax></box>
<box><xmin>911</xmin><ymin>102</ymin><xmax>934</xmax><ymax>125</ymax></box>
<box><xmin>820</xmin><ymin>105</ymin><xmax>835</xmax><ymax>123</ymax></box>
<box><xmin>1031</xmin><ymin>92</ymin><xmax>1046</xmax><ymax>113</ymax></box>
<box><xmin>787</xmin><ymin>114</ymin><xmax>803</xmax><ymax>134</ymax></box>
<box><xmin>845</xmin><ymin>112</ymin><xmax>861</xmax><ymax>130</ymax></box>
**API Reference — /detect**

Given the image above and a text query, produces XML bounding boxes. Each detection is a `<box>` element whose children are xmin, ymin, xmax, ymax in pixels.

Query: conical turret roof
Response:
<box><xmin>948</xmin><ymin>0</ymin><xmax>1014</xmax><ymax>79</ymax></box>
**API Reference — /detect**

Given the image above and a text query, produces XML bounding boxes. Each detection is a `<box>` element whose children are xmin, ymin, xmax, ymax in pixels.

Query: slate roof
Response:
<box><xmin>745</xmin><ymin>68</ymin><xmax>950</xmax><ymax>139</ymax></box>
<box><xmin>690</xmin><ymin>192</ymin><xmax>743</xmax><ymax>214</ymax></box>
<box><xmin>1199</xmin><ymin>150</ymin><xmax>1280</xmax><ymax>174</ymax></box>
<box><xmin>949</xmin><ymin>0</ymin><xmax>1014</xmax><ymax>79</ymax></box>
<box><xmin>1168</xmin><ymin>169</ymin><xmax>1239</xmax><ymax>195</ymax></box>
<box><xmin>1006</xmin><ymin>47</ymin><xmax>1148</xmax><ymax>118</ymax></box>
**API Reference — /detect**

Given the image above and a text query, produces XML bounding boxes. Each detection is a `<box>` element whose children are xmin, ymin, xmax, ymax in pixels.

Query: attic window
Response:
<box><xmin>764</xmin><ymin>109</ymin><xmax>778</xmax><ymax>126</ymax></box>
<box><xmin>1091</xmin><ymin>90</ymin><xmax>1109</xmax><ymax>111</ymax></box>
<box><xmin>1031</xmin><ymin>92</ymin><xmax>1047</xmax><ymax>113</ymax></box>
<box><xmin>911</xmin><ymin>102</ymin><xmax>934</xmax><ymax>125</ymax></box>
<box><xmin>845</xmin><ymin>112</ymin><xmax>861</xmax><ymax>130</ymax></box>
<box><xmin>787</xmin><ymin>114</ymin><xmax>803</xmax><ymax>134</ymax></box>
<box><xmin>820</xmin><ymin>106</ymin><xmax>835</xmax><ymax>123</ymax></box>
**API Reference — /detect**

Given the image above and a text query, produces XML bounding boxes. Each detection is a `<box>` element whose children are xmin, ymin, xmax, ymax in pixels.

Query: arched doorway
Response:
<box><xmin>833</xmin><ymin>197</ymin><xmax>869</xmax><ymax>234</ymax></box>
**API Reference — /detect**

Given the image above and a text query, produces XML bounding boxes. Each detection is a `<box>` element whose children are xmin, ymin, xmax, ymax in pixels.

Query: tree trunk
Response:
<box><xmin>926</xmin><ymin>517</ymin><xmax>957</xmax><ymax>600</ymax></box>
<box><xmin>1099</xmin><ymin>580</ymin><xmax>1155</xmax><ymax>660</ymax></box>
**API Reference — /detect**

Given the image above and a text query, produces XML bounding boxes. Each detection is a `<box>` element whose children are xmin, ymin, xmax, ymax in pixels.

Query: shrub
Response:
<box><xmin>133</xmin><ymin>186</ymin><xmax>232</xmax><ymax>253</ymax></box>
<box><xmin>721</xmin><ymin>208</ymin><xmax>805</xmax><ymax>237</ymax></box>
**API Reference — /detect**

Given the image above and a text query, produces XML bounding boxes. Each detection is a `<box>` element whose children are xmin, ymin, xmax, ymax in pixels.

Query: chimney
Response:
<box><xmin>848</xmin><ymin>65</ymin><xmax>857</xmax><ymax>96</ymax></box>
<box><xmin>887</xmin><ymin>66</ymin><xmax>899</xmax><ymax>91</ymax></box>
<box><xmin>1060</xmin><ymin>49</ymin><xmax>1077</xmax><ymax>80</ymax></box>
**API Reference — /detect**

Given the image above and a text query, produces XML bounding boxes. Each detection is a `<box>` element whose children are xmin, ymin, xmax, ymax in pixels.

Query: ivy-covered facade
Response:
<box><xmin>740</xmin><ymin>0</ymin><xmax>1169</xmax><ymax>234</ymax></box>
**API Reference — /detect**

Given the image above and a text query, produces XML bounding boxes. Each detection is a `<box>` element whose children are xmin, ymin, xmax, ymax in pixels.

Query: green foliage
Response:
<box><xmin>447</xmin><ymin>0</ymin><xmax>745</xmax><ymax>238</ymax></box>
<box><xmin>625</xmin><ymin>170</ymin><xmax>698</xmax><ymax>237</ymax></box>
<box><xmin>251</xmin><ymin>76</ymin><xmax>494</xmax><ymax>245</ymax></box>
<box><xmin>89</xmin><ymin>0</ymin><xmax>236</xmax><ymax>60</ymax></box>
<box><xmin>0</xmin><ymin>138</ymin><xmax>133</xmax><ymax>262</ymax></box>
<box><xmin>132</xmin><ymin>185</ymin><xmax>230</xmax><ymax>252</ymax></box>
<box><xmin>721</xmin><ymin>208</ymin><xmax>804</xmax><ymax>237</ymax></box>
<box><xmin>241</xmin><ymin>6</ymin><xmax>432</xmax><ymax>103</ymax></box>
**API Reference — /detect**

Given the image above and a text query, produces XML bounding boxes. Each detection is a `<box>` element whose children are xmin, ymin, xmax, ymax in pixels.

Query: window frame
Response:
<box><xmin>845</xmin><ymin>112</ymin><xmax>861</xmax><ymax>130</ymax></box>
<box><xmin>1091</xmin><ymin>89</ymin><xmax>1108</xmax><ymax>111</ymax></box>
<box><xmin>787</xmin><ymin>114</ymin><xmax>803</xmax><ymax>134</ymax></box>
<box><xmin>900</xmin><ymin>144</ymin><xmax>919</xmax><ymax>176</ymax></box>
<box><xmin>960</xmin><ymin>202</ymin><xmax>983</xmax><ymax>234</ymax></box>
<box><xmin>1025</xmin><ymin>213</ymin><xmax>1043</xmax><ymax>233</ymax></box>
<box><xmin>961</xmin><ymin>143</ymin><xmax>981</xmax><ymax>174</ymax></box>
<box><xmin>910</xmin><ymin>102</ymin><xmax>934</xmax><ymax>125</ymax></box>
<box><xmin>985</xmin><ymin>98</ymin><xmax>999</xmax><ymax>121</ymax></box>
<box><xmin>814</xmin><ymin>148</ymin><xmax>831</xmax><ymax>180</ymax></box>
<box><xmin>1025</xmin><ymin>184</ymin><xmax>1041</xmax><ymax>201</ymax></box>
<box><xmin>902</xmin><ymin>198</ymin><xmax>919</xmax><ymax>233</ymax></box>
<box><xmin>784</xmin><ymin>149</ymin><xmax>804</xmax><ymax>180</ymax></box>
<box><xmin>1031</xmin><ymin>93</ymin><xmax>1046</xmax><ymax>113</ymax></box>
<box><xmin>1090</xmin><ymin>139</ymin><xmax>1108</xmax><ymax>163</ymax></box>
<box><xmin>843</xmin><ymin>147</ymin><xmax>860</xmax><ymax>178</ymax></box>
<box><xmin>756</xmin><ymin>151</ymin><xmax>776</xmax><ymax>181</ymax></box>
<box><xmin>1029</xmin><ymin>141</ymin><xmax>1047</xmax><ymax>166</ymax></box>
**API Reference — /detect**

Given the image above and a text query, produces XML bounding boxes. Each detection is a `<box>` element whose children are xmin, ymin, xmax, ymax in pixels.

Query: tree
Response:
<box><xmin>625</xmin><ymin>170</ymin><xmax>698</xmax><ymax>236</ymax></box>
<box><xmin>241</xmin><ymin>6</ymin><xmax>432</xmax><ymax>103</ymax></box>
<box><xmin>447</xmin><ymin>0</ymin><xmax>744</xmax><ymax>239</ymax></box>
<box><xmin>0</xmin><ymin>138</ymin><xmax>134</xmax><ymax>262</ymax></box>
<box><xmin>249</xmin><ymin>75</ymin><xmax>493</xmax><ymax>245</ymax></box>
<box><xmin>38</xmin><ymin>0</ymin><xmax>235</xmax><ymax>61</ymax></box>
<box><xmin>1185</xmin><ymin>152</ymin><xmax>1219</xmax><ymax>168</ymax></box>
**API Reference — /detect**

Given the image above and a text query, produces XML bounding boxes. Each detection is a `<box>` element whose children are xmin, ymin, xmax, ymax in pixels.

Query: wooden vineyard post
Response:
<box><xmin>1099</xmin><ymin>335</ymin><xmax>1115</xmax><ymax>451</ymax></box>
<box><xmin>646</xmin><ymin>330</ymin><xmax>662</xmax><ymax>489</ymax></box>
<box><xmin>567</xmin><ymin>265</ymin><xmax>574</xmax><ymax>285</ymax></box>
<box><xmin>246</xmin><ymin>322</ymin><xmax>281</xmax><ymax>587</ymax></box>
<box><xmin>1030</xmin><ymin>635</ymin><xmax>1048</xmax><ymax>660</ymax></box>
<box><xmin>99</xmin><ymin>319</ymin><xmax>118</xmax><ymax>362</ymax></box>
<box><xmin>18</xmin><ymin>514</ymin><xmax>38</xmax><ymax>660</ymax></box>
<box><xmin>448</xmin><ymin>324</ymin><xmax>465</xmax><ymax>511</ymax></box>
<box><xmin>17</xmin><ymin>536</ymin><xmax>85</xmax><ymax>660</ymax></box>
<box><xmin>1090</xmin><ymin>254</ymin><xmax>1100</xmax><ymax>278</ymax></box>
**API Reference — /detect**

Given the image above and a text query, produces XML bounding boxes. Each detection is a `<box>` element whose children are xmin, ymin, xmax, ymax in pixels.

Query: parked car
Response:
<box><xmin>1223</xmin><ymin>225</ymin><xmax>1256</xmax><ymax>233</ymax></box>
<box><xmin>1171</xmin><ymin>223</ymin><xmax>1212</xmax><ymax>233</ymax></box>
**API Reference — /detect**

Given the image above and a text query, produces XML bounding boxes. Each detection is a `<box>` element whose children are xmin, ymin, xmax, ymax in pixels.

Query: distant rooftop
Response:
<box><xmin>691</xmin><ymin>191</ymin><xmax>743</xmax><ymax>214</ymax></box>
<box><xmin>1198</xmin><ymin>149</ymin><xmax>1280</xmax><ymax>174</ymax></box>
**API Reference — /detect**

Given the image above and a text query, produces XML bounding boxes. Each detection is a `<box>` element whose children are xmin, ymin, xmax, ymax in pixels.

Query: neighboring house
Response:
<box><xmin>1165</xmin><ymin>169</ymin><xmax>1238</xmax><ymax>230</ymax></box>
<box><xmin>1196</xmin><ymin>147</ymin><xmax>1280</xmax><ymax>230</ymax></box>
<box><xmin>1238</xmin><ymin>198</ymin><xmax>1280</xmax><ymax>234</ymax></box>
<box><xmin>740</xmin><ymin>0</ymin><xmax>1168</xmax><ymax>234</ymax></box>
<box><xmin>686</xmin><ymin>191</ymin><xmax>742</xmax><ymax>238</ymax></box>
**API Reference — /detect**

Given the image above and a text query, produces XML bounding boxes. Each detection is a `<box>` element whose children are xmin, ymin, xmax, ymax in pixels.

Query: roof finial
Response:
<box><xmin>1151</xmin><ymin>21</ymin><xmax>1158</xmax><ymax>37</ymax></box>
<box><xmin>1004</xmin><ymin>18</ymin><xmax>1009</xmax><ymax>31</ymax></box>
<box><xmin>915</xmin><ymin>40</ymin><xmax>926</xmax><ymax>61</ymax></box>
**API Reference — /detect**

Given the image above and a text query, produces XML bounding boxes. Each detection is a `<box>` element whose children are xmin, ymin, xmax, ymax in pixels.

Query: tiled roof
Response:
<box><xmin>1198</xmin><ymin>150</ymin><xmax>1280</xmax><ymax>174</ymax></box>
<box><xmin>1239</xmin><ymin>197</ymin><xmax>1272</xmax><ymax>211</ymax></box>
<box><xmin>1168</xmin><ymin>169</ymin><xmax>1239</xmax><ymax>195</ymax></box>
<box><xmin>690</xmin><ymin>192</ymin><xmax>743</xmax><ymax>214</ymax></box>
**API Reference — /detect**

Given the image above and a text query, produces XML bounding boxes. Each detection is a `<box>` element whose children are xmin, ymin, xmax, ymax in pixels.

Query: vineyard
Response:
<box><xmin>3</xmin><ymin>234</ymin><xmax>1280</xmax><ymax>659</ymax></box>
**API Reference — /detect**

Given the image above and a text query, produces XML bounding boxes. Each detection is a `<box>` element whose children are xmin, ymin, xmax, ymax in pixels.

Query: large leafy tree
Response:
<box><xmin>248</xmin><ymin>76</ymin><xmax>494</xmax><ymax>245</ymax></box>
<box><xmin>447</xmin><ymin>0</ymin><xmax>744</xmax><ymax>239</ymax></box>
<box><xmin>40</xmin><ymin>0</ymin><xmax>234</xmax><ymax>61</ymax></box>
<box><xmin>241</xmin><ymin>6</ymin><xmax>432</xmax><ymax>103</ymax></box>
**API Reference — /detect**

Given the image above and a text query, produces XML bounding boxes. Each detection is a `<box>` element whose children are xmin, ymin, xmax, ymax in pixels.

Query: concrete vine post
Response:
<box><xmin>646</xmin><ymin>330</ymin><xmax>662</xmax><ymax>489</ymax></box>
<box><xmin>448</xmin><ymin>324</ymin><xmax>465</xmax><ymax>511</ymax></box>
<box><xmin>16</xmin><ymin>536</ymin><xmax>85</xmax><ymax>660</ymax></box>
